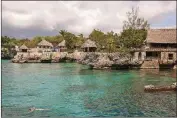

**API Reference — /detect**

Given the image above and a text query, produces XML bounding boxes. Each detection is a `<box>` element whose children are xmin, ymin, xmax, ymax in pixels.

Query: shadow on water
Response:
<box><xmin>138</xmin><ymin>69</ymin><xmax>176</xmax><ymax>79</ymax></box>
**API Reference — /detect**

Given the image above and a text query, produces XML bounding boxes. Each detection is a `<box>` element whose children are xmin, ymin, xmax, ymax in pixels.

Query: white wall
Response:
<box><xmin>141</xmin><ymin>52</ymin><xmax>146</xmax><ymax>60</ymax></box>
<box><xmin>133</xmin><ymin>52</ymin><xmax>146</xmax><ymax>61</ymax></box>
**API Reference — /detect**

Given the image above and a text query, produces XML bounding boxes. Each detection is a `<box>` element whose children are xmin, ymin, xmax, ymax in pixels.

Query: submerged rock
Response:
<box><xmin>12</xmin><ymin>58</ymin><xmax>19</xmax><ymax>63</ymax></box>
<box><xmin>144</xmin><ymin>85</ymin><xmax>155</xmax><ymax>89</ymax></box>
<box><xmin>144</xmin><ymin>84</ymin><xmax>177</xmax><ymax>92</ymax></box>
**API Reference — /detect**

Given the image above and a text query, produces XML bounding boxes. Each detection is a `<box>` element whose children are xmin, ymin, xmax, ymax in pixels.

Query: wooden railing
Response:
<box><xmin>131</xmin><ymin>48</ymin><xmax>177</xmax><ymax>52</ymax></box>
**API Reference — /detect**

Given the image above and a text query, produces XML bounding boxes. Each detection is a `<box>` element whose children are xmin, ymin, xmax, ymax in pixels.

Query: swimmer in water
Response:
<box><xmin>28</xmin><ymin>107</ymin><xmax>35</xmax><ymax>112</ymax></box>
<box><xmin>28</xmin><ymin>107</ymin><xmax>50</xmax><ymax>113</ymax></box>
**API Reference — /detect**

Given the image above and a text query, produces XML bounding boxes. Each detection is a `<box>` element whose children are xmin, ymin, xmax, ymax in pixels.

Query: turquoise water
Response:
<box><xmin>2</xmin><ymin>60</ymin><xmax>176</xmax><ymax>117</ymax></box>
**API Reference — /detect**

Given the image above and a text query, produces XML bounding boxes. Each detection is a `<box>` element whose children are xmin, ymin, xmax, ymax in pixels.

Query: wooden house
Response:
<box><xmin>131</xmin><ymin>28</ymin><xmax>177</xmax><ymax>64</ymax></box>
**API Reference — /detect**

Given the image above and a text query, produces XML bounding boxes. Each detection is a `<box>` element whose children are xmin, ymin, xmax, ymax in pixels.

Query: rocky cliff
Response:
<box><xmin>78</xmin><ymin>52</ymin><xmax>143</xmax><ymax>69</ymax></box>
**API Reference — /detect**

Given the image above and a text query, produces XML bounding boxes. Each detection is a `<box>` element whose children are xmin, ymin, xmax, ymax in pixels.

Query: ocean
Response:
<box><xmin>1</xmin><ymin>60</ymin><xmax>176</xmax><ymax>117</ymax></box>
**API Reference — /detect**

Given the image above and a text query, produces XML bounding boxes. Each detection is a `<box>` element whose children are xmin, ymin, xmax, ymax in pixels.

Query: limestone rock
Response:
<box><xmin>79</xmin><ymin>52</ymin><xmax>142</xmax><ymax>69</ymax></box>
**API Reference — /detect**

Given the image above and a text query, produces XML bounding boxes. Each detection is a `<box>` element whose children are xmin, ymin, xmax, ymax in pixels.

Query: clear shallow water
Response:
<box><xmin>2</xmin><ymin>60</ymin><xmax>176</xmax><ymax>117</ymax></box>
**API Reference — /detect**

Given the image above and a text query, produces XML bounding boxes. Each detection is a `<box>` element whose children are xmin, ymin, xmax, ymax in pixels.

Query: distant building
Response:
<box><xmin>19</xmin><ymin>44</ymin><xmax>28</xmax><ymax>52</ymax></box>
<box><xmin>57</xmin><ymin>40</ymin><xmax>66</xmax><ymax>52</ymax></box>
<box><xmin>81</xmin><ymin>39</ymin><xmax>97</xmax><ymax>52</ymax></box>
<box><xmin>37</xmin><ymin>39</ymin><xmax>53</xmax><ymax>52</ymax></box>
<box><xmin>131</xmin><ymin>28</ymin><xmax>177</xmax><ymax>64</ymax></box>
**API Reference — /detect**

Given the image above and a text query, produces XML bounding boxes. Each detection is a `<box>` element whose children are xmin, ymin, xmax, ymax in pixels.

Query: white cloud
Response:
<box><xmin>137</xmin><ymin>1</ymin><xmax>176</xmax><ymax>23</ymax></box>
<box><xmin>2</xmin><ymin>1</ymin><xmax>176</xmax><ymax>38</ymax></box>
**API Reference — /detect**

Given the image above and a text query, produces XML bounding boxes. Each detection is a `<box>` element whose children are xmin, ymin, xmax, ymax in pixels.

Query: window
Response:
<box><xmin>168</xmin><ymin>54</ymin><xmax>173</xmax><ymax>60</ymax></box>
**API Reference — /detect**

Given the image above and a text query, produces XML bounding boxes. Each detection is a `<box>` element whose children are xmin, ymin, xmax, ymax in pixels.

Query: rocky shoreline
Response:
<box><xmin>11</xmin><ymin>51</ymin><xmax>144</xmax><ymax>69</ymax></box>
<box><xmin>78</xmin><ymin>52</ymin><xmax>143</xmax><ymax>69</ymax></box>
<box><xmin>11</xmin><ymin>51</ymin><xmax>176</xmax><ymax>70</ymax></box>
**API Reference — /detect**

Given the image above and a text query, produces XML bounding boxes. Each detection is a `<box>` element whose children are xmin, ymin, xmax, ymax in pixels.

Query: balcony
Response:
<box><xmin>130</xmin><ymin>47</ymin><xmax>177</xmax><ymax>52</ymax></box>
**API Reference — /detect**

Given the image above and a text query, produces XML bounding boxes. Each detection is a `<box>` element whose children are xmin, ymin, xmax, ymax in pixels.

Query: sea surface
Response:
<box><xmin>1</xmin><ymin>60</ymin><xmax>176</xmax><ymax>117</ymax></box>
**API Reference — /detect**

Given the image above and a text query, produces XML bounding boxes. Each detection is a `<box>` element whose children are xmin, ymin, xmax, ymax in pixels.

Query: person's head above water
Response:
<box><xmin>29</xmin><ymin>107</ymin><xmax>35</xmax><ymax>111</ymax></box>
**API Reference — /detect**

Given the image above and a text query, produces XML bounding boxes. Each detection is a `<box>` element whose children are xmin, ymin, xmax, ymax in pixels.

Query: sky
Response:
<box><xmin>2</xmin><ymin>1</ymin><xmax>176</xmax><ymax>39</ymax></box>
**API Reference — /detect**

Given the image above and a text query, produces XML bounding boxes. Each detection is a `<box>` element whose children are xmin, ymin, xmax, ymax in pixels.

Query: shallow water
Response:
<box><xmin>1</xmin><ymin>60</ymin><xmax>176</xmax><ymax>117</ymax></box>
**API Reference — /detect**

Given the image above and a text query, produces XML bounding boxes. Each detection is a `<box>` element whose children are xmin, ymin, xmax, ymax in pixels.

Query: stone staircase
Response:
<box><xmin>140</xmin><ymin>59</ymin><xmax>159</xmax><ymax>69</ymax></box>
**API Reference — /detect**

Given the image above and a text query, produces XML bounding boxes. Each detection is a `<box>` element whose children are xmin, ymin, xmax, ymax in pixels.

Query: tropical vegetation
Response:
<box><xmin>1</xmin><ymin>7</ymin><xmax>150</xmax><ymax>54</ymax></box>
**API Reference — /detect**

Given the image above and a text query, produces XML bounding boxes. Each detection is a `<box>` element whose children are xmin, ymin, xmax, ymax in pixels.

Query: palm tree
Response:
<box><xmin>59</xmin><ymin>30</ymin><xmax>67</xmax><ymax>40</ymax></box>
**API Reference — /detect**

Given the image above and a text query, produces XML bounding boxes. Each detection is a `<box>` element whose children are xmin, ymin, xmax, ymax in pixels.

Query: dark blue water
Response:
<box><xmin>1</xmin><ymin>60</ymin><xmax>176</xmax><ymax>117</ymax></box>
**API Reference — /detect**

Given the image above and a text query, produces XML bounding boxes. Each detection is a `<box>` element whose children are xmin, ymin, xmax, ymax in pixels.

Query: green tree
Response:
<box><xmin>74</xmin><ymin>34</ymin><xmax>85</xmax><ymax>49</ymax></box>
<box><xmin>119</xmin><ymin>28</ymin><xmax>147</xmax><ymax>48</ymax></box>
<box><xmin>119</xmin><ymin>7</ymin><xmax>150</xmax><ymax>49</ymax></box>
<box><xmin>123</xmin><ymin>7</ymin><xmax>150</xmax><ymax>30</ymax></box>
<box><xmin>59</xmin><ymin>30</ymin><xmax>67</xmax><ymax>40</ymax></box>
<box><xmin>89</xmin><ymin>29</ymin><xmax>106</xmax><ymax>50</ymax></box>
<box><xmin>1</xmin><ymin>36</ymin><xmax>18</xmax><ymax>48</ymax></box>
<box><xmin>104</xmin><ymin>31</ymin><xmax>118</xmax><ymax>52</ymax></box>
<box><xmin>2</xmin><ymin>36</ymin><xmax>10</xmax><ymax>45</ymax></box>
<box><xmin>58</xmin><ymin>30</ymin><xmax>85</xmax><ymax>51</ymax></box>
<box><xmin>106</xmin><ymin>37</ymin><xmax>116</xmax><ymax>53</ymax></box>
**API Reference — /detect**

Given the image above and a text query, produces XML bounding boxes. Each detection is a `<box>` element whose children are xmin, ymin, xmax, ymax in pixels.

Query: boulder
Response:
<box><xmin>89</xmin><ymin>53</ymin><xmax>113</xmax><ymax>69</ymax></box>
<box><xmin>144</xmin><ymin>84</ymin><xmax>177</xmax><ymax>92</ymax></box>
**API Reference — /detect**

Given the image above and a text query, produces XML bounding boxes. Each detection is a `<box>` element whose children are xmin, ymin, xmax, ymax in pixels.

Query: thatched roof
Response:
<box><xmin>37</xmin><ymin>39</ymin><xmax>53</xmax><ymax>47</ymax></box>
<box><xmin>19</xmin><ymin>44</ymin><xmax>28</xmax><ymax>50</ymax></box>
<box><xmin>58</xmin><ymin>40</ymin><xmax>66</xmax><ymax>47</ymax></box>
<box><xmin>146</xmin><ymin>29</ymin><xmax>176</xmax><ymax>44</ymax></box>
<box><xmin>81</xmin><ymin>39</ymin><xmax>97</xmax><ymax>48</ymax></box>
